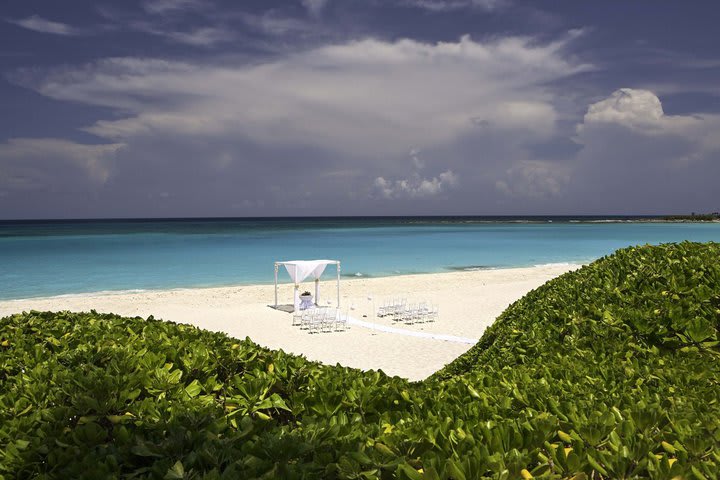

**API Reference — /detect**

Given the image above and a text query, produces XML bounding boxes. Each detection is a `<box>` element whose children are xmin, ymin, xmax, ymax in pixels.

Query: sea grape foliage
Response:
<box><xmin>1</xmin><ymin>242</ymin><xmax>719</xmax><ymax>479</ymax></box>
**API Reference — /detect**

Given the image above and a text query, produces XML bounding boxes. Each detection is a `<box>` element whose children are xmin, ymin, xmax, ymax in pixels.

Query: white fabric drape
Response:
<box><xmin>279</xmin><ymin>260</ymin><xmax>336</xmax><ymax>310</ymax></box>
<box><xmin>282</xmin><ymin>260</ymin><xmax>330</xmax><ymax>284</ymax></box>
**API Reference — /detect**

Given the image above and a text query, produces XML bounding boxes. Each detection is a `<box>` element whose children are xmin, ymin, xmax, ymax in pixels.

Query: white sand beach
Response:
<box><xmin>0</xmin><ymin>264</ymin><xmax>578</xmax><ymax>381</ymax></box>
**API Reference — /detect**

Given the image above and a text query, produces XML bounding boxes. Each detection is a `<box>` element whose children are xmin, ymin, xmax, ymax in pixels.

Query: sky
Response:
<box><xmin>1</xmin><ymin>0</ymin><xmax>719</xmax><ymax>219</ymax></box>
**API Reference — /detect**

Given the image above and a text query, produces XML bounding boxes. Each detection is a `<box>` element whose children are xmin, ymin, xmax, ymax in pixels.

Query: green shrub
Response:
<box><xmin>1</xmin><ymin>242</ymin><xmax>719</xmax><ymax>479</ymax></box>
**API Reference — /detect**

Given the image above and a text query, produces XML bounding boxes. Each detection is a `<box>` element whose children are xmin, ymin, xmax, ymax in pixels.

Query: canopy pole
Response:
<box><xmin>337</xmin><ymin>262</ymin><xmax>341</xmax><ymax>307</ymax></box>
<box><xmin>274</xmin><ymin>263</ymin><xmax>278</xmax><ymax>307</ymax></box>
<box><xmin>315</xmin><ymin>278</ymin><xmax>320</xmax><ymax>306</ymax></box>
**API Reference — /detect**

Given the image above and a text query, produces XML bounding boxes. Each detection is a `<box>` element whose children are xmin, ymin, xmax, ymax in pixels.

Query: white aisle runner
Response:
<box><xmin>342</xmin><ymin>314</ymin><xmax>478</xmax><ymax>344</ymax></box>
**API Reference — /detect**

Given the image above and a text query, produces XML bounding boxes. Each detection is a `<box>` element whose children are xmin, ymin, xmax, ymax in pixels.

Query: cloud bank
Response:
<box><xmin>3</xmin><ymin>29</ymin><xmax>718</xmax><ymax>217</ymax></box>
<box><xmin>20</xmin><ymin>34</ymin><xmax>588</xmax><ymax>159</ymax></box>
<box><xmin>565</xmin><ymin>88</ymin><xmax>720</xmax><ymax>212</ymax></box>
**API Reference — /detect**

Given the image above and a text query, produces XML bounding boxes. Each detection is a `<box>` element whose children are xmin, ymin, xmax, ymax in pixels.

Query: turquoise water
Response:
<box><xmin>1</xmin><ymin>217</ymin><xmax>719</xmax><ymax>300</ymax></box>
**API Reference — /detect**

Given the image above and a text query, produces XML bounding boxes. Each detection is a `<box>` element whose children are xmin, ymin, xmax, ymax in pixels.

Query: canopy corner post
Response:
<box><xmin>274</xmin><ymin>263</ymin><xmax>279</xmax><ymax>307</ymax></box>
<box><xmin>314</xmin><ymin>278</ymin><xmax>320</xmax><ymax>306</ymax></box>
<box><xmin>336</xmin><ymin>261</ymin><xmax>341</xmax><ymax>307</ymax></box>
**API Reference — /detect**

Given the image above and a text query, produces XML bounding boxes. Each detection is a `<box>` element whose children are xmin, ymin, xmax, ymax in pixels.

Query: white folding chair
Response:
<box><xmin>390</xmin><ymin>298</ymin><xmax>405</xmax><ymax>321</ymax></box>
<box><xmin>416</xmin><ymin>302</ymin><xmax>429</xmax><ymax>323</ymax></box>
<box><xmin>305</xmin><ymin>308</ymin><xmax>322</xmax><ymax>333</ymax></box>
<box><xmin>335</xmin><ymin>309</ymin><xmax>348</xmax><ymax>331</ymax></box>
<box><xmin>398</xmin><ymin>304</ymin><xmax>413</xmax><ymax>324</ymax></box>
<box><xmin>377</xmin><ymin>298</ymin><xmax>390</xmax><ymax>317</ymax></box>
<box><xmin>292</xmin><ymin>309</ymin><xmax>303</xmax><ymax>326</ymax></box>
<box><xmin>427</xmin><ymin>304</ymin><xmax>439</xmax><ymax>322</ymax></box>
<box><xmin>300</xmin><ymin>309</ymin><xmax>312</xmax><ymax>330</ymax></box>
<box><xmin>322</xmin><ymin>308</ymin><xmax>336</xmax><ymax>333</ymax></box>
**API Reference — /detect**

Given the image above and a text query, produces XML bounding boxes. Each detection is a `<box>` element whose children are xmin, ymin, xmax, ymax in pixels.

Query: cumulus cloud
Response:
<box><xmin>5</xmin><ymin>32</ymin><xmax>617</xmax><ymax>216</ymax></box>
<box><xmin>495</xmin><ymin>160</ymin><xmax>569</xmax><ymax>198</ymax></box>
<box><xmin>583</xmin><ymin>88</ymin><xmax>664</xmax><ymax>128</ymax></box>
<box><xmin>17</xmin><ymin>34</ymin><xmax>589</xmax><ymax>159</ymax></box>
<box><xmin>579</xmin><ymin>88</ymin><xmax>709</xmax><ymax>139</ymax></box>
<box><xmin>565</xmin><ymin>88</ymin><xmax>720</xmax><ymax>213</ymax></box>
<box><xmin>578</xmin><ymin>88</ymin><xmax>720</xmax><ymax>163</ymax></box>
<box><xmin>489</xmin><ymin>88</ymin><xmax>720</xmax><ymax>209</ymax></box>
<box><xmin>374</xmin><ymin>170</ymin><xmax>458</xmax><ymax>198</ymax></box>
<box><xmin>7</xmin><ymin>15</ymin><xmax>78</xmax><ymax>35</ymax></box>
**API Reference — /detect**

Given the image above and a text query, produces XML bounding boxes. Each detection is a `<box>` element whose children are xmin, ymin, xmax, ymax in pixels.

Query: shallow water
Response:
<box><xmin>1</xmin><ymin>217</ymin><xmax>719</xmax><ymax>300</ymax></box>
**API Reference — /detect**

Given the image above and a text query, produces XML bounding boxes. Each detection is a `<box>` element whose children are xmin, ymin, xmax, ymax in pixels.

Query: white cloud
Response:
<box><xmin>238</xmin><ymin>12</ymin><xmax>318</xmax><ymax>37</ymax></box>
<box><xmin>374</xmin><ymin>170</ymin><xmax>458</xmax><ymax>198</ymax></box>
<box><xmin>20</xmin><ymin>34</ymin><xmax>589</xmax><ymax>158</ymax></box>
<box><xmin>125</xmin><ymin>21</ymin><xmax>234</xmax><ymax>46</ymax></box>
<box><xmin>302</xmin><ymin>0</ymin><xmax>330</xmax><ymax>16</ymax></box>
<box><xmin>578</xmin><ymin>88</ymin><xmax>720</xmax><ymax>160</ymax></box>
<box><xmin>143</xmin><ymin>0</ymin><xmax>205</xmax><ymax>14</ymax></box>
<box><xmin>472</xmin><ymin>100</ymin><xmax>558</xmax><ymax>137</ymax></box>
<box><xmin>159</xmin><ymin>26</ymin><xmax>234</xmax><ymax>46</ymax></box>
<box><xmin>495</xmin><ymin>160</ymin><xmax>569</xmax><ymax>198</ymax></box>
<box><xmin>8</xmin><ymin>15</ymin><xmax>78</xmax><ymax>35</ymax></box>
<box><xmin>397</xmin><ymin>0</ymin><xmax>504</xmax><ymax>11</ymax></box>
<box><xmin>549</xmin><ymin>88</ymin><xmax>720</xmax><ymax>213</ymax></box>
<box><xmin>409</xmin><ymin>148</ymin><xmax>424</xmax><ymax>169</ymax></box>
<box><xmin>0</xmin><ymin>138</ymin><xmax>125</xmax><ymax>187</ymax></box>
<box><xmin>478</xmin><ymin>88</ymin><xmax>720</xmax><ymax>212</ymax></box>
<box><xmin>582</xmin><ymin>88</ymin><xmax>666</xmax><ymax>131</ymax></box>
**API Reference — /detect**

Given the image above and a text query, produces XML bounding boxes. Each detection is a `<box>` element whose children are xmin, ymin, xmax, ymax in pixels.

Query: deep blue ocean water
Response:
<box><xmin>1</xmin><ymin>217</ymin><xmax>719</xmax><ymax>300</ymax></box>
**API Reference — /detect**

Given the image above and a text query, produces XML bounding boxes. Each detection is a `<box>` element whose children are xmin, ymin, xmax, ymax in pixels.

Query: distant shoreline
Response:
<box><xmin>1</xmin><ymin>215</ymin><xmax>719</xmax><ymax>227</ymax></box>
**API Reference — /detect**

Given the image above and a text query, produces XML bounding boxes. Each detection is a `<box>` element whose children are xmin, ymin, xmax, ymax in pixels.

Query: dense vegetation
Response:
<box><xmin>1</xmin><ymin>242</ymin><xmax>719</xmax><ymax>479</ymax></box>
<box><xmin>662</xmin><ymin>213</ymin><xmax>720</xmax><ymax>221</ymax></box>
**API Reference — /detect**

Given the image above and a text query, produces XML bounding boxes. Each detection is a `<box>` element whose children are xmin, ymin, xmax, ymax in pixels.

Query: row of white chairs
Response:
<box><xmin>378</xmin><ymin>298</ymin><xmax>438</xmax><ymax>324</ymax></box>
<box><xmin>377</xmin><ymin>297</ymin><xmax>406</xmax><ymax>317</ymax></box>
<box><xmin>292</xmin><ymin>307</ymin><xmax>349</xmax><ymax>333</ymax></box>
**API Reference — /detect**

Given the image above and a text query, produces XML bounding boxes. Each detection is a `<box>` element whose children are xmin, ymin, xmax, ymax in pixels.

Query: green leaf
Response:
<box><xmin>661</xmin><ymin>441</ymin><xmax>676</xmax><ymax>454</ymax></box>
<box><xmin>184</xmin><ymin>379</ymin><xmax>202</xmax><ymax>397</ymax></box>
<box><xmin>445</xmin><ymin>460</ymin><xmax>466</xmax><ymax>480</ymax></box>
<box><xmin>164</xmin><ymin>460</ymin><xmax>185</xmax><ymax>479</ymax></box>
<box><xmin>396</xmin><ymin>462</ymin><xmax>423</xmax><ymax>480</ymax></box>
<box><xmin>586</xmin><ymin>455</ymin><xmax>608</xmax><ymax>476</ymax></box>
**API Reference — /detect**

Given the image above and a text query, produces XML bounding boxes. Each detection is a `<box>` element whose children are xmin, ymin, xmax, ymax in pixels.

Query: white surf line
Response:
<box><xmin>343</xmin><ymin>314</ymin><xmax>478</xmax><ymax>344</ymax></box>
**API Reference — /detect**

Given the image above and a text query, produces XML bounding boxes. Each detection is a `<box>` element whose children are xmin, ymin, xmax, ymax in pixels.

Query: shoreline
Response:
<box><xmin>1</xmin><ymin>264</ymin><xmax>578</xmax><ymax>380</ymax></box>
<box><xmin>0</xmin><ymin>261</ymin><xmax>585</xmax><ymax>303</ymax></box>
<box><xmin>2</xmin><ymin>216</ymin><xmax>719</xmax><ymax>225</ymax></box>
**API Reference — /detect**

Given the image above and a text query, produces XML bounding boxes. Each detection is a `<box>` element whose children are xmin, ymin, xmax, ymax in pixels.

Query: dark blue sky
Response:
<box><xmin>1</xmin><ymin>0</ymin><xmax>719</xmax><ymax>218</ymax></box>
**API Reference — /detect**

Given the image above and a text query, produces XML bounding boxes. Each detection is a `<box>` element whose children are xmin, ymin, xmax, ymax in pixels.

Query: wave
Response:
<box><xmin>533</xmin><ymin>262</ymin><xmax>585</xmax><ymax>268</ymax></box>
<box><xmin>341</xmin><ymin>272</ymin><xmax>371</xmax><ymax>278</ymax></box>
<box><xmin>5</xmin><ymin>288</ymin><xmax>151</xmax><ymax>302</ymax></box>
<box><xmin>445</xmin><ymin>265</ymin><xmax>495</xmax><ymax>272</ymax></box>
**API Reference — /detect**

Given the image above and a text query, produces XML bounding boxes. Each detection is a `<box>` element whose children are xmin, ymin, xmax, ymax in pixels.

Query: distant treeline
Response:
<box><xmin>662</xmin><ymin>212</ymin><xmax>720</xmax><ymax>221</ymax></box>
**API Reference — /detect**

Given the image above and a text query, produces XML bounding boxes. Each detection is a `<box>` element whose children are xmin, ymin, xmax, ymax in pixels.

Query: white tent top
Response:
<box><xmin>274</xmin><ymin>259</ymin><xmax>341</xmax><ymax>310</ymax></box>
<box><xmin>275</xmin><ymin>259</ymin><xmax>339</xmax><ymax>284</ymax></box>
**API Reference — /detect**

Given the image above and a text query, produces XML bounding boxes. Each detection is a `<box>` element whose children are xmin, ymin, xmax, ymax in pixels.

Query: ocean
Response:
<box><xmin>1</xmin><ymin>217</ymin><xmax>719</xmax><ymax>300</ymax></box>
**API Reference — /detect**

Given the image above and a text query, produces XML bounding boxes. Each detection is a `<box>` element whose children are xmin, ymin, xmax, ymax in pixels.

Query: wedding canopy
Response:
<box><xmin>274</xmin><ymin>260</ymin><xmax>341</xmax><ymax>311</ymax></box>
